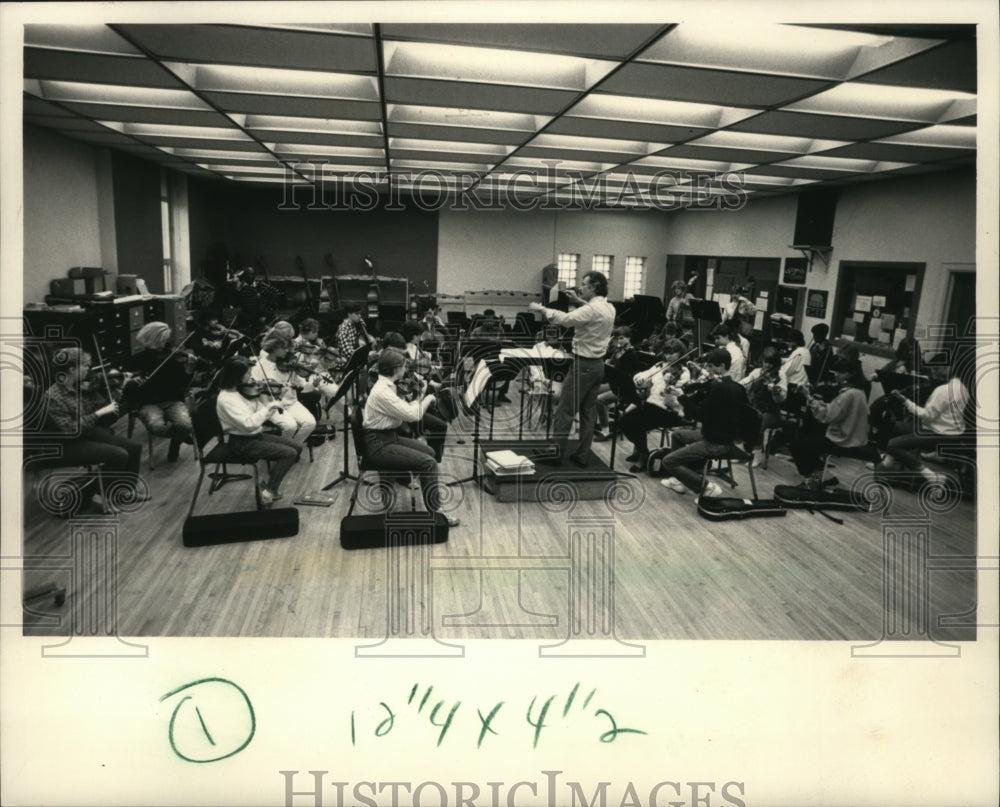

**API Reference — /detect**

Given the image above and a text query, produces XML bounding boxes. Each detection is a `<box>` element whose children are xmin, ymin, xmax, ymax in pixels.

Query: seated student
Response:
<box><xmin>880</xmin><ymin>356</ymin><xmax>970</xmax><ymax>485</ymax></box>
<box><xmin>401</xmin><ymin>320</ymin><xmax>442</xmax><ymax>385</ymax></box>
<box><xmin>789</xmin><ymin>356</ymin><xmax>870</xmax><ymax>489</ymax></box>
<box><xmin>619</xmin><ymin>338</ymin><xmax>691</xmax><ymax>472</ymax></box>
<box><xmin>42</xmin><ymin>347</ymin><xmax>145</xmax><ymax>509</ymax></box>
<box><xmin>215</xmin><ymin>357</ymin><xmax>300</xmax><ymax>506</ymax></box>
<box><xmin>363</xmin><ymin>349</ymin><xmax>459</xmax><ymax>527</ymax></box>
<box><xmin>596</xmin><ymin>326</ymin><xmax>639</xmax><ymax>441</ymax></box>
<box><xmin>710</xmin><ymin>322</ymin><xmax>745</xmax><ymax>382</ymax></box>
<box><xmin>385</xmin><ymin>330</ymin><xmax>449</xmax><ymax>462</ymax></box>
<box><xmin>251</xmin><ymin>331</ymin><xmax>316</xmax><ymax>445</ymax></box>
<box><xmin>293</xmin><ymin>318</ymin><xmax>327</xmax><ymax>364</ymax></box>
<box><xmin>335</xmin><ymin>303</ymin><xmax>374</xmax><ymax>369</ymax></box>
<box><xmin>658</xmin><ymin>348</ymin><xmax>749</xmax><ymax>497</ymax></box>
<box><xmin>131</xmin><ymin>322</ymin><xmax>195</xmax><ymax>462</ymax></box>
<box><xmin>780</xmin><ymin>329</ymin><xmax>811</xmax><ymax>389</ymax></box>
<box><xmin>471</xmin><ymin>309</ymin><xmax>503</xmax><ymax>337</ymax></box>
<box><xmin>807</xmin><ymin>323</ymin><xmax>833</xmax><ymax>384</ymax></box>
<box><xmin>869</xmin><ymin>337</ymin><xmax>926</xmax><ymax>448</ymax></box>
<box><xmin>742</xmin><ymin>346</ymin><xmax>788</xmax><ymax>431</ymax></box>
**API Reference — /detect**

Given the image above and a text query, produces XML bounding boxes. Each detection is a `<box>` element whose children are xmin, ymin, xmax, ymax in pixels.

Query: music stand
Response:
<box><xmin>320</xmin><ymin>346</ymin><xmax>369</xmax><ymax>490</ymax></box>
<box><xmin>689</xmin><ymin>299</ymin><xmax>722</xmax><ymax>356</ymax></box>
<box><xmin>446</xmin><ymin>343</ymin><xmax>512</xmax><ymax>487</ymax></box>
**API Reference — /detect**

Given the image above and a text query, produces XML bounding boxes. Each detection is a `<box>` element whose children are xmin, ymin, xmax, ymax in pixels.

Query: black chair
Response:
<box><xmin>345</xmin><ymin>403</ymin><xmax>417</xmax><ymax>516</ymax></box>
<box><xmin>700</xmin><ymin>405</ymin><xmax>762</xmax><ymax>496</ymax></box>
<box><xmin>186</xmin><ymin>395</ymin><xmax>262</xmax><ymax>518</ymax></box>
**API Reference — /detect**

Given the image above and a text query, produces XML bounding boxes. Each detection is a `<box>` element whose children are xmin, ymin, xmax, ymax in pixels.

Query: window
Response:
<box><xmin>160</xmin><ymin>170</ymin><xmax>173</xmax><ymax>293</ymax></box>
<box><xmin>623</xmin><ymin>256</ymin><xmax>646</xmax><ymax>298</ymax></box>
<box><xmin>592</xmin><ymin>254</ymin><xmax>613</xmax><ymax>283</ymax></box>
<box><xmin>557</xmin><ymin>253</ymin><xmax>579</xmax><ymax>287</ymax></box>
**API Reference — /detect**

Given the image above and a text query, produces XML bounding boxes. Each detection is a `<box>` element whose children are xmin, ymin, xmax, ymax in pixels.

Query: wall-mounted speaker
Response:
<box><xmin>793</xmin><ymin>190</ymin><xmax>838</xmax><ymax>247</ymax></box>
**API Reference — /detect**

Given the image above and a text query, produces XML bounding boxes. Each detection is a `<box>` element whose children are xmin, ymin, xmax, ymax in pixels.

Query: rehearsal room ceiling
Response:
<box><xmin>22</xmin><ymin>22</ymin><xmax>977</xmax><ymax>208</ymax></box>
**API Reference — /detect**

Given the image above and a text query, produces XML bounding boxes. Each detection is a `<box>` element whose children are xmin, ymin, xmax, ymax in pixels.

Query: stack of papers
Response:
<box><xmin>485</xmin><ymin>449</ymin><xmax>535</xmax><ymax>477</ymax></box>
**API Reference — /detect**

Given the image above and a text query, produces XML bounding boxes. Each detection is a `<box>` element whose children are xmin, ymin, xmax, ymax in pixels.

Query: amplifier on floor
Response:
<box><xmin>183</xmin><ymin>508</ymin><xmax>299</xmax><ymax>547</ymax></box>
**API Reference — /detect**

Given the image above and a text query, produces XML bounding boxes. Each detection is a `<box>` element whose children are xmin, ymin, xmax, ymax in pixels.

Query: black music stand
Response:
<box><xmin>689</xmin><ymin>299</ymin><xmax>722</xmax><ymax>355</ymax></box>
<box><xmin>320</xmin><ymin>349</ymin><xmax>368</xmax><ymax>490</ymax></box>
<box><xmin>446</xmin><ymin>351</ymin><xmax>513</xmax><ymax>487</ymax></box>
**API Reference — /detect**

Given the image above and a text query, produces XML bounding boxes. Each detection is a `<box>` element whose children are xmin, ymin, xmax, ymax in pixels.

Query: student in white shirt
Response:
<box><xmin>363</xmin><ymin>349</ymin><xmax>459</xmax><ymax>527</ymax></box>
<box><xmin>711</xmin><ymin>323</ymin><xmax>745</xmax><ymax>382</ymax></box>
<box><xmin>781</xmin><ymin>329</ymin><xmax>812</xmax><ymax>388</ymax></box>
<box><xmin>215</xmin><ymin>357</ymin><xmax>301</xmax><ymax>506</ymax></box>
<box><xmin>883</xmin><ymin>358</ymin><xmax>970</xmax><ymax>484</ymax></box>
<box><xmin>251</xmin><ymin>333</ymin><xmax>317</xmax><ymax>444</ymax></box>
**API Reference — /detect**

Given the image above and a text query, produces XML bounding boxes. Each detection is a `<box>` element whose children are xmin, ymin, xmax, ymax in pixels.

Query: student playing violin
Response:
<box><xmin>251</xmin><ymin>332</ymin><xmax>316</xmax><ymax>445</ymax></box>
<box><xmin>41</xmin><ymin>347</ymin><xmax>145</xmax><ymax>510</ymax></box>
<box><xmin>618</xmin><ymin>338</ymin><xmax>691</xmax><ymax>472</ymax></box>
<box><xmin>215</xmin><ymin>357</ymin><xmax>301</xmax><ymax>506</ymax></box>
<box><xmin>132</xmin><ymin>322</ymin><xmax>195</xmax><ymax>462</ymax></box>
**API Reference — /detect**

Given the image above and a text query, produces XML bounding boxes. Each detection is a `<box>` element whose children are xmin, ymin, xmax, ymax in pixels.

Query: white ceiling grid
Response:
<box><xmin>22</xmin><ymin>22</ymin><xmax>977</xmax><ymax>206</ymax></box>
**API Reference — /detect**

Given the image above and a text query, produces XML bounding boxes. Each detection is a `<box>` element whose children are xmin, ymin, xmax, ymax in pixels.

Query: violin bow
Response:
<box><xmin>90</xmin><ymin>336</ymin><xmax>116</xmax><ymax>404</ymax></box>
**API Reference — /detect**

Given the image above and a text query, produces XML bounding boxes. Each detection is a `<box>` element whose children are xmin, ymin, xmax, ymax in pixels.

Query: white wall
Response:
<box><xmin>23</xmin><ymin>125</ymin><xmax>114</xmax><ymax>304</ymax></box>
<box><xmin>663</xmin><ymin>168</ymin><xmax>975</xmax><ymax>337</ymax></box>
<box><xmin>437</xmin><ymin>207</ymin><xmax>671</xmax><ymax>300</ymax></box>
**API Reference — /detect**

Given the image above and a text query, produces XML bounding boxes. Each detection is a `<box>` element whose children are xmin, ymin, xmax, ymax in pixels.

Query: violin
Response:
<box><xmin>240</xmin><ymin>379</ymin><xmax>288</xmax><ymax>402</ymax></box>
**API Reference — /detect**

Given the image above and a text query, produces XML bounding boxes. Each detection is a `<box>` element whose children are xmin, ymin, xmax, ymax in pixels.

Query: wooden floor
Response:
<box><xmin>19</xmin><ymin>401</ymin><xmax>979</xmax><ymax>641</ymax></box>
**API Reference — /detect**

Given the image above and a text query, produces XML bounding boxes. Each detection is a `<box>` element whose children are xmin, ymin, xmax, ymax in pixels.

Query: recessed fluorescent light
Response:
<box><xmin>639</xmin><ymin>23</ymin><xmax>899</xmax><ymax>79</ymax></box>
<box><xmin>387</xmin><ymin>105</ymin><xmax>548</xmax><ymax>132</ymax></box>
<box><xmin>787</xmin><ymin>83</ymin><xmax>977</xmax><ymax>123</ymax></box>
<box><xmin>25</xmin><ymin>24</ymin><xmax>141</xmax><ymax>56</ymax></box>
<box><xmin>501</xmin><ymin>157</ymin><xmax>611</xmax><ymax>174</ymax></box>
<box><xmin>390</xmin><ymin>159</ymin><xmax>492</xmax><ymax>173</ymax></box>
<box><xmin>197</xmin><ymin>163</ymin><xmax>289</xmax><ymax>175</ymax></box>
<box><xmin>109</xmin><ymin>123</ymin><xmax>252</xmax><ymax>141</ymax></box>
<box><xmin>776</xmin><ymin>155</ymin><xmax>915</xmax><ymax>172</ymax></box>
<box><xmin>389</xmin><ymin>138</ymin><xmax>512</xmax><ymax>157</ymax></box>
<box><xmin>528</xmin><ymin>133</ymin><xmax>654</xmax><ymax>155</ymax></box>
<box><xmin>170</xmin><ymin>147</ymin><xmax>275</xmax><ymax>162</ymax></box>
<box><xmin>275</xmin><ymin>143</ymin><xmax>384</xmax><ymax>159</ymax></box>
<box><xmin>569</xmin><ymin>95</ymin><xmax>755</xmax><ymax>129</ymax></box>
<box><xmin>632</xmin><ymin>156</ymin><xmax>750</xmax><ymax>173</ymax></box>
<box><xmin>174</xmin><ymin>63</ymin><xmax>379</xmax><ymax>101</ymax></box>
<box><xmin>245</xmin><ymin>115</ymin><xmax>382</xmax><ymax>136</ymax></box>
<box><xmin>28</xmin><ymin>80</ymin><xmax>210</xmax><ymax>109</ymax></box>
<box><xmin>879</xmin><ymin>125</ymin><xmax>976</xmax><ymax>149</ymax></box>
<box><xmin>383</xmin><ymin>41</ymin><xmax>617</xmax><ymax>91</ymax></box>
<box><xmin>686</xmin><ymin>131</ymin><xmax>848</xmax><ymax>155</ymax></box>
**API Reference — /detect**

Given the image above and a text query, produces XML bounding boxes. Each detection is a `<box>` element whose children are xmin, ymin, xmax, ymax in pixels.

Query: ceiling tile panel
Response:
<box><xmin>816</xmin><ymin>142</ymin><xmax>975</xmax><ymax>163</ymax></box>
<box><xmin>20</xmin><ymin>22</ymin><xmax>977</xmax><ymax>204</ymax></box>
<box><xmin>855</xmin><ymin>40</ymin><xmax>976</xmax><ymax>92</ymax></box>
<box><xmin>381</xmin><ymin>24</ymin><xmax>664</xmax><ymax>58</ymax></box>
<box><xmin>24</xmin><ymin>48</ymin><xmax>182</xmax><ymax>89</ymax></box>
<box><xmin>384</xmin><ymin>77</ymin><xmax>579</xmax><ymax>114</ymax></box>
<box><xmin>387</xmin><ymin>122</ymin><xmax>529</xmax><ymax>146</ymax></box>
<box><xmin>597</xmin><ymin>63</ymin><xmax>831</xmax><ymax>107</ymax></box>
<box><xmin>727</xmin><ymin>110</ymin><xmax>922</xmax><ymax>140</ymax></box>
<box><xmin>114</xmin><ymin>24</ymin><xmax>378</xmax><ymax>73</ymax></box>
<box><xmin>201</xmin><ymin>92</ymin><xmax>383</xmax><ymax>120</ymax></box>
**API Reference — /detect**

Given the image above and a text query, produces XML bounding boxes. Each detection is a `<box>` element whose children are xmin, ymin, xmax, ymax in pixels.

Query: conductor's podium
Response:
<box><xmin>479</xmin><ymin>439</ymin><xmax>634</xmax><ymax>503</ymax></box>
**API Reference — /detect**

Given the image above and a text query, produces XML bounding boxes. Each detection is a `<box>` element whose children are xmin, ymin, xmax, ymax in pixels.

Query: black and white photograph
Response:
<box><xmin>2</xmin><ymin>2</ymin><xmax>997</xmax><ymax>806</ymax></box>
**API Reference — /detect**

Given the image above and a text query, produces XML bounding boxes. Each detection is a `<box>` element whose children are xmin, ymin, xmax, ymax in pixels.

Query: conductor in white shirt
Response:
<box><xmin>529</xmin><ymin>271</ymin><xmax>615</xmax><ymax>466</ymax></box>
